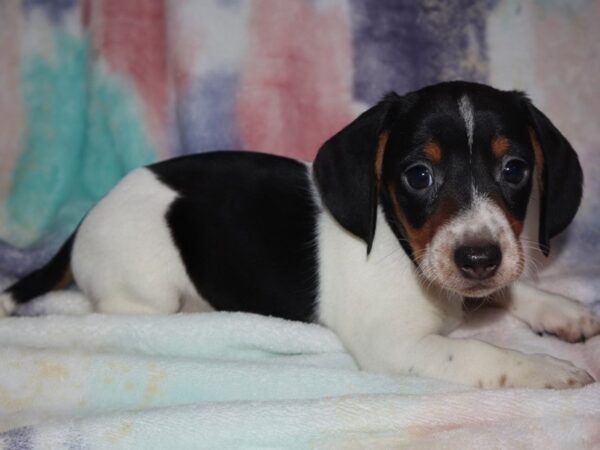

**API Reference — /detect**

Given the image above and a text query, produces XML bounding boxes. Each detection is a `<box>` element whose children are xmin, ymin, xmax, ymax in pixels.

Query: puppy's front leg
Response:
<box><xmin>369</xmin><ymin>334</ymin><xmax>594</xmax><ymax>389</ymax></box>
<box><xmin>494</xmin><ymin>281</ymin><xmax>600</xmax><ymax>342</ymax></box>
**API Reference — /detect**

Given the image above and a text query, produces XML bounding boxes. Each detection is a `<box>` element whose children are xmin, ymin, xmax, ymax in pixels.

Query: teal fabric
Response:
<box><xmin>5</xmin><ymin>30</ymin><xmax>156</xmax><ymax>247</ymax></box>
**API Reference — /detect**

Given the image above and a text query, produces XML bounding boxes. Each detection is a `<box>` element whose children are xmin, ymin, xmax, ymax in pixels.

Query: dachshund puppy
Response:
<box><xmin>2</xmin><ymin>81</ymin><xmax>598</xmax><ymax>389</ymax></box>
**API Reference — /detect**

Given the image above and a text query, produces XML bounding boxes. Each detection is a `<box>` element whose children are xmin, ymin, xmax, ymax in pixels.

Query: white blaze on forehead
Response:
<box><xmin>458</xmin><ymin>95</ymin><xmax>474</xmax><ymax>153</ymax></box>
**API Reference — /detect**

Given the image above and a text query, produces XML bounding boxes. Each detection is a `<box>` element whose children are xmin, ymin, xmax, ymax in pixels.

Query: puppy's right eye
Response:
<box><xmin>403</xmin><ymin>164</ymin><xmax>433</xmax><ymax>192</ymax></box>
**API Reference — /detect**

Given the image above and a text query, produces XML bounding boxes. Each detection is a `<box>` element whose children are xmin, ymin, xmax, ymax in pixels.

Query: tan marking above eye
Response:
<box><xmin>423</xmin><ymin>142</ymin><xmax>442</xmax><ymax>163</ymax></box>
<box><xmin>492</xmin><ymin>136</ymin><xmax>510</xmax><ymax>158</ymax></box>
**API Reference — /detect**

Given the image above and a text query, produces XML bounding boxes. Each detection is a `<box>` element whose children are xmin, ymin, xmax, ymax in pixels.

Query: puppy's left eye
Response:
<box><xmin>501</xmin><ymin>158</ymin><xmax>529</xmax><ymax>186</ymax></box>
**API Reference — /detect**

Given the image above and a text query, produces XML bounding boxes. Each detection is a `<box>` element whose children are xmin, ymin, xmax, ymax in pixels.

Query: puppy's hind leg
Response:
<box><xmin>93</xmin><ymin>287</ymin><xmax>182</xmax><ymax>315</ymax></box>
<box><xmin>96</xmin><ymin>296</ymin><xmax>178</xmax><ymax>315</ymax></box>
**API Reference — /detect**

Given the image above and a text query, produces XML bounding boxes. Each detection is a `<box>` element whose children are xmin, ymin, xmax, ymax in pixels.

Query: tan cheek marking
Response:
<box><xmin>491</xmin><ymin>194</ymin><xmax>524</xmax><ymax>237</ymax></box>
<box><xmin>489</xmin><ymin>195</ymin><xmax>525</xmax><ymax>276</ymax></box>
<box><xmin>508</xmin><ymin>215</ymin><xmax>524</xmax><ymax>237</ymax></box>
<box><xmin>500</xmin><ymin>204</ymin><xmax>524</xmax><ymax>237</ymax></box>
<box><xmin>423</xmin><ymin>141</ymin><xmax>442</xmax><ymax>164</ymax></box>
<box><xmin>492</xmin><ymin>136</ymin><xmax>510</xmax><ymax>158</ymax></box>
<box><xmin>529</xmin><ymin>127</ymin><xmax>545</xmax><ymax>194</ymax></box>
<box><xmin>389</xmin><ymin>184</ymin><xmax>454</xmax><ymax>260</ymax></box>
<box><xmin>374</xmin><ymin>131</ymin><xmax>390</xmax><ymax>182</ymax></box>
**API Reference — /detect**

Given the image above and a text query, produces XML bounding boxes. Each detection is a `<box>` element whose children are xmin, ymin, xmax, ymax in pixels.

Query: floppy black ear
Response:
<box><xmin>523</xmin><ymin>99</ymin><xmax>583</xmax><ymax>256</ymax></box>
<box><xmin>313</xmin><ymin>93</ymin><xmax>402</xmax><ymax>253</ymax></box>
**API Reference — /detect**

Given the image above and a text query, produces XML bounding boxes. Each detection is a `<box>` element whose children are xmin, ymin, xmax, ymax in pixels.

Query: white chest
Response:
<box><xmin>315</xmin><ymin>205</ymin><xmax>463</xmax><ymax>368</ymax></box>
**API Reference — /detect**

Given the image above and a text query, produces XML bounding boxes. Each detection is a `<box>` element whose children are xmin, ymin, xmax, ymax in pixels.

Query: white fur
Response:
<box><xmin>15</xmin><ymin>290</ymin><xmax>93</xmax><ymax>316</ymax></box>
<box><xmin>458</xmin><ymin>95</ymin><xmax>474</xmax><ymax>153</ymax></box>
<box><xmin>316</xmin><ymin>205</ymin><xmax>464</xmax><ymax>371</ymax></box>
<box><xmin>314</xmin><ymin>199</ymin><xmax>592</xmax><ymax>388</ymax></box>
<box><xmin>498</xmin><ymin>281</ymin><xmax>600</xmax><ymax>343</ymax></box>
<box><xmin>313</xmin><ymin>167</ymin><xmax>594</xmax><ymax>388</ymax></box>
<box><xmin>496</xmin><ymin>170</ymin><xmax>600</xmax><ymax>342</ymax></box>
<box><xmin>420</xmin><ymin>192</ymin><xmax>522</xmax><ymax>298</ymax></box>
<box><xmin>71</xmin><ymin>168</ymin><xmax>213</xmax><ymax>315</ymax></box>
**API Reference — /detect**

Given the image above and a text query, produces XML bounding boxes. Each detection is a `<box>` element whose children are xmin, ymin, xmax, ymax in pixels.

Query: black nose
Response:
<box><xmin>454</xmin><ymin>245</ymin><xmax>502</xmax><ymax>280</ymax></box>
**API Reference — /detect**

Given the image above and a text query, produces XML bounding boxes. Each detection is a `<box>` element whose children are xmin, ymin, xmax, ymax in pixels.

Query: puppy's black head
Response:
<box><xmin>314</xmin><ymin>81</ymin><xmax>582</xmax><ymax>297</ymax></box>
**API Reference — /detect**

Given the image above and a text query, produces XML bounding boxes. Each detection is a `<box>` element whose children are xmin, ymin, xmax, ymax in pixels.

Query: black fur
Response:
<box><xmin>385</xmin><ymin>82</ymin><xmax>535</xmax><ymax>229</ymax></box>
<box><xmin>313</xmin><ymin>92</ymin><xmax>404</xmax><ymax>254</ymax></box>
<box><xmin>149</xmin><ymin>151</ymin><xmax>319</xmax><ymax>322</ymax></box>
<box><xmin>522</xmin><ymin>99</ymin><xmax>583</xmax><ymax>255</ymax></box>
<box><xmin>315</xmin><ymin>81</ymin><xmax>550</xmax><ymax>262</ymax></box>
<box><xmin>4</xmin><ymin>234</ymin><xmax>75</xmax><ymax>304</ymax></box>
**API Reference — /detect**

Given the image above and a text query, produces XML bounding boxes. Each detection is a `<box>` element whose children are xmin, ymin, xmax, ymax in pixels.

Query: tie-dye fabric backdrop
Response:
<box><xmin>0</xmin><ymin>0</ymin><xmax>599</xmax><ymax>302</ymax></box>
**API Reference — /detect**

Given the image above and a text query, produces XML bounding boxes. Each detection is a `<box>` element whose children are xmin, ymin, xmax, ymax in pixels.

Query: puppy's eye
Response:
<box><xmin>501</xmin><ymin>158</ymin><xmax>529</xmax><ymax>186</ymax></box>
<box><xmin>403</xmin><ymin>164</ymin><xmax>433</xmax><ymax>191</ymax></box>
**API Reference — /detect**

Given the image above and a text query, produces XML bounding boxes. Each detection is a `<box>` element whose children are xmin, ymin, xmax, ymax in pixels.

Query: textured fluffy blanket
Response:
<box><xmin>0</xmin><ymin>306</ymin><xmax>599</xmax><ymax>448</ymax></box>
<box><xmin>1</xmin><ymin>1</ymin><xmax>600</xmax><ymax>448</ymax></box>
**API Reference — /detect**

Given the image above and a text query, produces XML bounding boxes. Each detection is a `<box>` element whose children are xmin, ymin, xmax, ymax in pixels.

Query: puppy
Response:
<box><xmin>2</xmin><ymin>81</ymin><xmax>599</xmax><ymax>389</ymax></box>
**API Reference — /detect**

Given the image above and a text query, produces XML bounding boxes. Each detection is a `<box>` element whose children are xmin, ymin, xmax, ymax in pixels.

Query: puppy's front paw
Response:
<box><xmin>502</xmin><ymin>353</ymin><xmax>594</xmax><ymax>389</ymax></box>
<box><xmin>531</xmin><ymin>297</ymin><xmax>600</xmax><ymax>343</ymax></box>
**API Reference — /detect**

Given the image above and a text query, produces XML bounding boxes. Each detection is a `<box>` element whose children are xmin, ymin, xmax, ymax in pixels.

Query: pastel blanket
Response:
<box><xmin>1</xmin><ymin>305</ymin><xmax>600</xmax><ymax>449</ymax></box>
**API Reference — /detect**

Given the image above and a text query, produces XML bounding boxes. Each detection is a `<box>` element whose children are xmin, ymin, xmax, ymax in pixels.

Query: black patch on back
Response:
<box><xmin>149</xmin><ymin>151</ymin><xmax>319</xmax><ymax>322</ymax></box>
